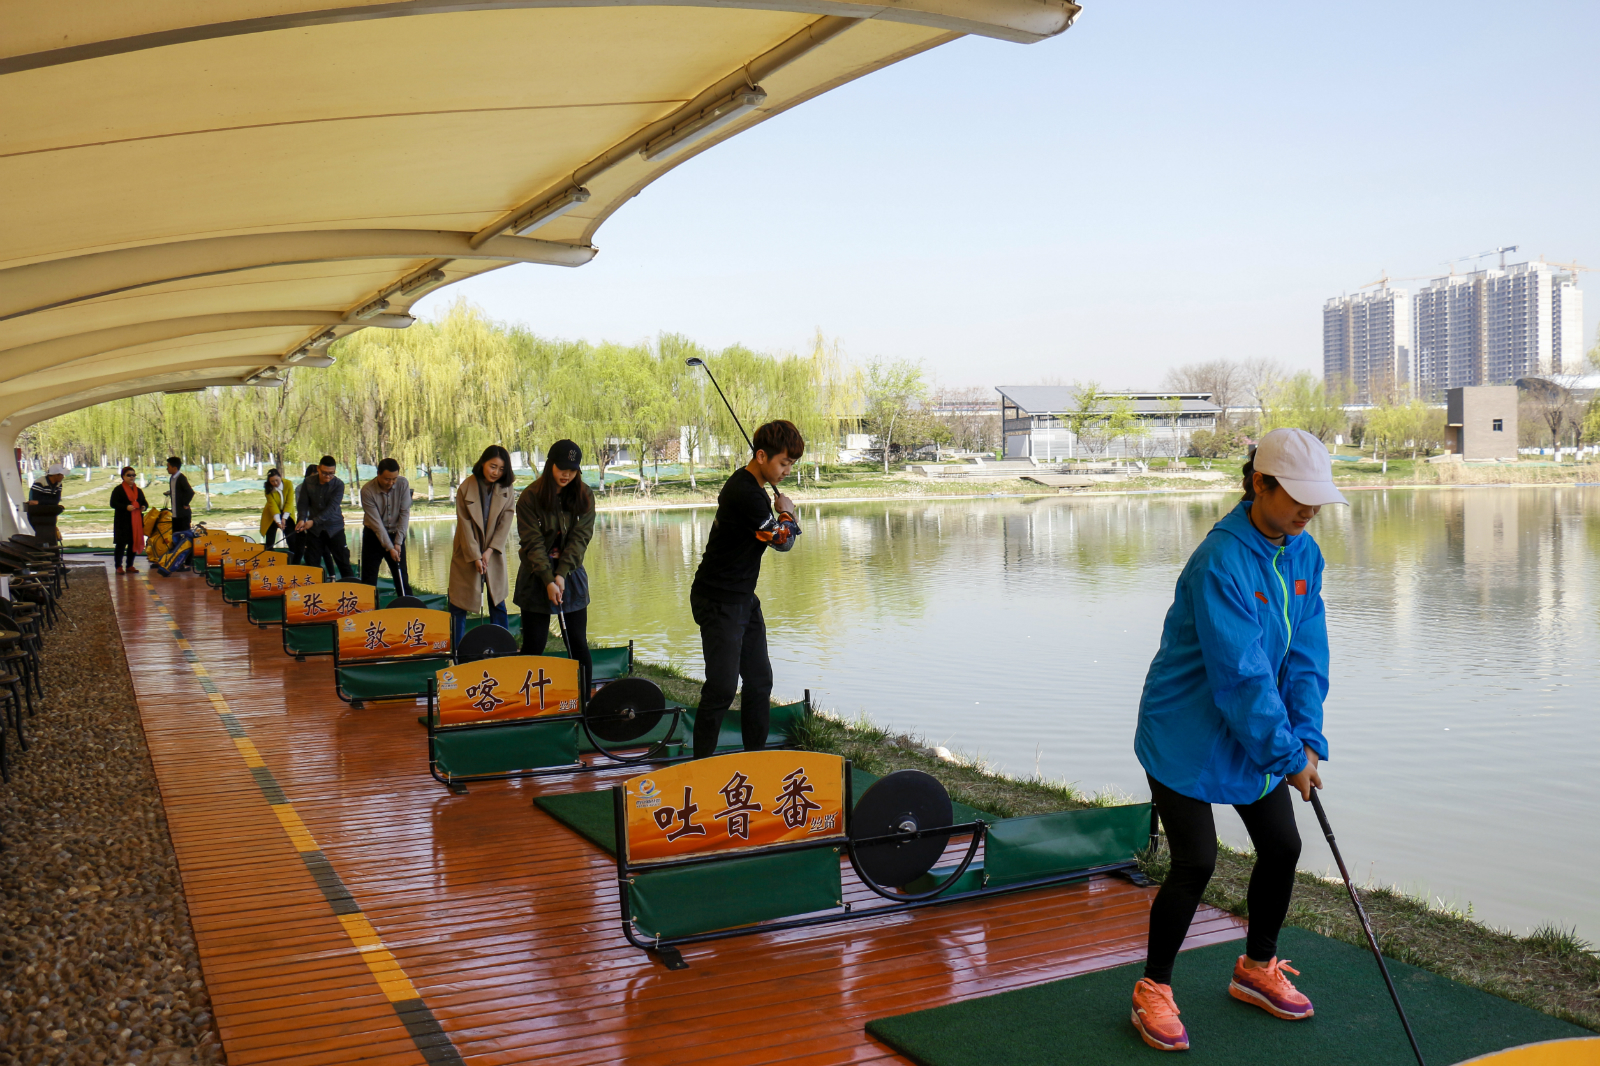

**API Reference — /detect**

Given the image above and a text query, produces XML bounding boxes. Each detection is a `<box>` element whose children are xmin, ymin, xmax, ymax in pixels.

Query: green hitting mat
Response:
<box><xmin>534</xmin><ymin>767</ymin><xmax>990</xmax><ymax>856</ymax></box>
<box><xmin>866</xmin><ymin>927</ymin><xmax>1588</xmax><ymax>1066</ymax></box>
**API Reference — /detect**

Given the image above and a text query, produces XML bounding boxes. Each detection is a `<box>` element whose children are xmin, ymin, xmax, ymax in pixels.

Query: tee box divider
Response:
<box><xmin>424</xmin><ymin>671</ymin><xmax>810</xmax><ymax>793</ymax></box>
<box><xmin>608</xmin><ymin>754</ymin><xmax>1157</xmax><ymax>971</ymax></box>
<box><xmin>331</xmin><ymin>607</ymin><xmax>455</xmax><ymax>708</ymax></box>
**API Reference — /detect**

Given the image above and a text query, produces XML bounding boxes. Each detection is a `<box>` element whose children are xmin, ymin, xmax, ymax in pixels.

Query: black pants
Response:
<box><xmin>171</xmin><ymin>510</ymin><xmax>191</xmax><ymax>533</ymax></box>
<box><xmin>359</xmin><ymin>528</ymin><xmax>409</xmax><ymax>594</ymax></box>
<box><xmin>114</xmin><ymin>540</ymin><xmax>136</xmax><ymax>568</ymax></box>
<box><xmin>689</xmin><ymin>590</ymin><xmax>773</xmax><ymax>759</ymax></box>
<box><xmin>304</xmin><ymin>529</ymin><xmax>355</xmax><ymax>580</ymax></box>
<box><xmin>1144</xmin><ymin>775</ymin><xmax>1300</xmax><ymax>984</ymax></box>
<box><xmin>522</xmin><ymin>608</ymin><xmax>592</xmax><ymax>690</ymax></box>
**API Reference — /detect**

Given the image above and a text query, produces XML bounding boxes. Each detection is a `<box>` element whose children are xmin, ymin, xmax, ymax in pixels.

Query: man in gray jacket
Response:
<box><xmin>360</xmin><ymin>458</ymin><xmax>411</xmax><ymax>593</ymax></box>
<box><xmin>295</xmin><ymin>455</ymin><xmax>356</xmax><ymax>580</ymax></box>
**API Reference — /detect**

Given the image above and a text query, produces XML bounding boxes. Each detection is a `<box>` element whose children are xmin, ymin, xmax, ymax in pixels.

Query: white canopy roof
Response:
<box><xmin>1</xmin><ymin>0</ymin><xmax>1078</xmax><ymax>531</ymax></box>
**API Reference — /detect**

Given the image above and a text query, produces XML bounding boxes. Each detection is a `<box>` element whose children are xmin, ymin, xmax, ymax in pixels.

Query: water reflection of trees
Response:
<box><xmin>408</xmin><ymin>487</ymin><xmax>1600</xmax><ymax>676</ymax></box>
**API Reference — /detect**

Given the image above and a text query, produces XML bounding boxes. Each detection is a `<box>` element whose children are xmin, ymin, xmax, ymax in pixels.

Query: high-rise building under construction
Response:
<box><xmin>1322</xmin><ymin>286</ymin><xmax>1410</xmax><ymax>404</ymax></box>
<box><xmin>1327</xmin><ymin>261</ymin><xmax>1582</xmax><ymax>400</ymax></box>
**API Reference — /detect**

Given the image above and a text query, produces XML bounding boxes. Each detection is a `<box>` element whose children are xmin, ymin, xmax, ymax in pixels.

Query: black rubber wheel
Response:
<box><xmin>584</xmin><ymin>677</ymin><xmax>666</xmax><ymax>743</ymax></box>
<box><xmin>455</xmin><ymin>622</ymin><xmax>518</xmax><ymax>663</ymax></box>
<box><xmin>849</xmin><ymin>769</ymin><xmax>953</xmax><ymax>889</ymax></box>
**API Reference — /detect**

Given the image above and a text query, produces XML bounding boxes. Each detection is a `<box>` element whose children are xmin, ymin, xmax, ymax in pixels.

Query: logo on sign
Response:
<box><xmin>634</xmin><ymin>779</ymin><xmax>662</xmax><ymax>810</ymax></box>
<box><xmin>439</xmin><ymin>670</ymin><xmax>458</xmax><ymax>691</ymax></box>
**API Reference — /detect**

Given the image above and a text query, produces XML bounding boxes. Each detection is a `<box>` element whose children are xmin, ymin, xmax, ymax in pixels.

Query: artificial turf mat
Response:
<box><xmin>533</xmin><ymin>767</ymin><xmax>989</xmax><ymax>856</ymax></box>
<box><xmin>865</xmin><ymin>926</ymin><xmax>1589</xmax><ymax>1066</ymax></box>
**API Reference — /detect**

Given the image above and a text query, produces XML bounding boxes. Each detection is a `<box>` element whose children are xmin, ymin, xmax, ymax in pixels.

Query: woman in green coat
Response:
<box><xmin>513</xmin><ymin>440</ymin><xmax>596</xmax><ymax>688</ymax></box>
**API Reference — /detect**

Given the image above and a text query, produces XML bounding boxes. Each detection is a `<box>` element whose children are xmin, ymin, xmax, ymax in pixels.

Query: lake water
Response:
<box><xmin>404</xmin><ymin>486</ymin><xmax>1600</xmax><ymax>942</ymax></box>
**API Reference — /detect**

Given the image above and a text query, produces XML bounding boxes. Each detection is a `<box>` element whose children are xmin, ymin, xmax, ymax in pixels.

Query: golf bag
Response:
<box><xmin>143</xmin><ymin>508</ymin><xmax>173</xmax><ymax>560</ymax></box>
<box><xmin>151</xmin><ymin>525</ymin><xmax>202</xmax><ymax>576</ymax></box>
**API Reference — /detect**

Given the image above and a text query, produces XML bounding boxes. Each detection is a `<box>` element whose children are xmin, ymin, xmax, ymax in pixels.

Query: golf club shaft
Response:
<box><xmin>1309</xmin><ymin>790</ymin><xmax>1427</xmax><ymax>1066</ymax></box>
<box><xmin>693</xmin><ymin>361</ymin><xmax>754</xmax><ymax>452</ymax></box>
<box><xmin>690</xmin><ymin>359</ymin><xmax>777</xmax><ymax>502</ymax></box>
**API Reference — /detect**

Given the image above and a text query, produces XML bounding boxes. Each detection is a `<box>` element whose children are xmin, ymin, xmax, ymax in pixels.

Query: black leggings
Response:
<box><xmin>522</xmin><ymin>609</ymin><xmax>592</xmax><ymax>690</ymax></box>
<box><xmin>114</xmin><ymin>541</ymin><xmax>137</xmax><ymax>568</ymax></box>
<box><xmin>1145</xmin><ymin>774</ymin><xmax>1301</xmax><ymax>984</ymax></box>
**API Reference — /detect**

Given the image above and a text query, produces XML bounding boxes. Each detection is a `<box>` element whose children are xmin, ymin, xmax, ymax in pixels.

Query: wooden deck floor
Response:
<box><xmin>108</xmin><ymin>568</ymin><xmax>1243</xmax><ymax>1065</ymax></box>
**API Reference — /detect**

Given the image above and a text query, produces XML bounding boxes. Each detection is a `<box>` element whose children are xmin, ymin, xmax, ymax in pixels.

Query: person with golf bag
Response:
<box><xmin>513</xmin><ymin>440</ymin><xmax>595</xmax><ymax>688</ymax></box>
<box><xmin>165</xmin><ymin>457</ymin><xmax>195</xmax><ymax>534</ymax></box>
<box><xmin>689</xmin><ymin>419</ymin><xmax>804</xmax><ymax>760</ymax></box>
<box><xmin>1129</xmin><ymin>428</ymin><xmax>1345</xmax><ymax>1053</ymax></box>
<box><xmin>447</xmin><ymin>444</ymin><xmax>516</xmax><ymax>649</ymax></box>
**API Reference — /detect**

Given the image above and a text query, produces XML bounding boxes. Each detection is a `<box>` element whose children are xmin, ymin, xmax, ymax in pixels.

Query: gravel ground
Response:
<box><xmin>1</xmin><ymin>566</ymin><xmax>225</xmax><ymax>1066</ymax></box>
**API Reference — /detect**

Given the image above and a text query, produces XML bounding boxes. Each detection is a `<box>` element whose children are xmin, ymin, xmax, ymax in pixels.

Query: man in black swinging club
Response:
<box><xmin>689</xmin><ymin>420</ymin><xmax>805</xmax><ymax>759</ymax></box>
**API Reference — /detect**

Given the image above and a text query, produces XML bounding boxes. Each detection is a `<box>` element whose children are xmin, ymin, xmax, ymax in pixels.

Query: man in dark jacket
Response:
<box><xmin>296</xmin><ymin>455</ymin><xmax>356</xmax><ymax>580</ymax></box>
<box><xmin>26</xmin><ymin>463</ymin><xmax>67</xmax><ymax>543</ymax></box>
<box><xmin>165</xmin><ymin>456</ymin><xmax>195</xmax><ymax>532</ymax></box>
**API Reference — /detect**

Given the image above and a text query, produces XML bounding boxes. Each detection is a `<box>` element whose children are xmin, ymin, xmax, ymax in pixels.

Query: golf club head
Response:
<box><xmin>685</xmin><ymin>357</ymin><xmax>704</xmax><ymax>367</ymax></box>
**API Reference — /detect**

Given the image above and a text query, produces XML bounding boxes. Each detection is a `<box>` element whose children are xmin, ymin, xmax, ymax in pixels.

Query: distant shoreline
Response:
<box><xmin>51</xmin><ymin>475</ymin><xmax>1597</xmax><ymax>540</ymax></box>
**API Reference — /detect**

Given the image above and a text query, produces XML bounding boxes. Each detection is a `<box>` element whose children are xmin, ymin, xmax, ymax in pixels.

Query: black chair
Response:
<box><xmin>388</xmin><ymin>595</ymin><xmax>428</xmax><ymax>610</ymax></box>
<box><xmin>0</xmin><ymin>600</ymin><xmax>42</xmax><ymax>701</ymax></box>
<box><xmin>6</xmin><ymin>537</ymin><xmax>66</xmax><ymax>595</ymax></box>
<box><xmin>455</xmin><ymin>623</ymin><xmax>518</xmax><ymax>664</ymax></box>
<box><xmin>0</xmin><ymin>664</ymin><xmax>28</xmax><ymax>780</ymax></box>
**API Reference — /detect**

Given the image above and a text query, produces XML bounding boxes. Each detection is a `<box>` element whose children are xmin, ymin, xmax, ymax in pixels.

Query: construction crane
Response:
<box><xmin>1444</xmin><ymin>245</ymin><xmax>1519</xmax><ymax>270</ymax></box>
<box><xmin>1359</xmin><ymin>270</ymin><xmax>1430</xmax><ymax>289</ymax></box>
<box><xmin>1538</xmin><ymin>257</ymin><xmax>1594</xmax><ymax>275</ymax></box>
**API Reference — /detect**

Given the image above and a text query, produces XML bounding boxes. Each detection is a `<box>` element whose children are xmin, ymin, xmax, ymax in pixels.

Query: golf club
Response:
<box><xmin>1309</xmin><ymin>789</ymin><xmax>1427</xmax><ymax>1066</ymax></box>
<box><xmin>684</xmin><ymin>356</ymin><xmax>753</xmax><ymax>452</ymax></box>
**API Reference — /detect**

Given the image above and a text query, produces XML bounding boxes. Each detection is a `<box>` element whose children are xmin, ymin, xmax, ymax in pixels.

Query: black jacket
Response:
<box><xmin>26</xmin><ymin>477</ymin><xmax>64</xmax><ymax>539</ymax></box>
<box><xmin>512</xmin><ymin>485</ymin><xmax>595</xmax><ymax>608</ymax></box>
<box><xmin>110</xmin><ymin>483</ymin><xmax>150</xmax><ymax>540</ymax></box>
<box><xmin>169</xmin><ymin>472</ymin><xmax>195</xmax><ymax>514</ymax></box>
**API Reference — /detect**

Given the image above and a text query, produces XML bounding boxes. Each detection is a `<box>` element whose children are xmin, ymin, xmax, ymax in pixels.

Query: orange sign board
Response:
<box><xmin>622</xmin><ymin>751</ymin><xmax>847</xmax><ymax>865</ymax></box>
<box><xmin>337</xmin><ymin>607</ymin><xmax>452</xmax><ymax>661</ymax></box>
<box><xmin>224</xmin><ymin>546</ymin><xmax>288</xmax><ymax>579</ymax></box>
<box><xmin>284</xmin><ymin>580</ymin><xmax>375</xmax><ymax>624</ymax></box>
<box><xmin>204</xmin><ymin>536</ymin><xmax>249</xmax><ymax>566</ymax></box>
<box><xmin>249</xmin><ymin>565</ymin><xmax>326</xmax><ymax>599</ymax></box>
<box><xmin>434</xmin><ymin>655</ymin><xmax>582</xmax><ymax>725</ymax></box>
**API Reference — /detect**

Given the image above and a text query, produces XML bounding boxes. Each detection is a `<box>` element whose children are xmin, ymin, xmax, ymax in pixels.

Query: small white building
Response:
<box><xmin>996</xmin><ymin>386</ymin><xmax>1221</xmax><ymax>461</ymax></box>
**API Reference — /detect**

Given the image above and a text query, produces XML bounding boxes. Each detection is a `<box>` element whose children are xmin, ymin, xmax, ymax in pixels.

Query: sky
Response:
<box><xmin>416</xmin><ymin>0</ymin><xmax>1600</xmax><ymax>390</ymax></box>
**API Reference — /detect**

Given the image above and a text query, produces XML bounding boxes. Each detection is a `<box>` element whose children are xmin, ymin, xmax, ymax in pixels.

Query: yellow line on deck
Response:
<box><xmin>141</xmin><ymin>577</ymin><xmax>436</xmax><ymax>1010</ymax></box>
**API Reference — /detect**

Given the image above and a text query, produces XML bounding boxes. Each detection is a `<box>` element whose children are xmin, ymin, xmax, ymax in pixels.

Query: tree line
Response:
<box><xmin>1165</xmin><ymin>351</ymin><xmax>1600</xmax><ymax>459</ymax></box>
<box><xmin>27</xmin><ymin>302</ymin><xmax>1005</xmax><ymax>494</ymax></box>
<box><xmin>29</xmin><ymin>302</ymin><xmax>865</xmax><ymax>496</ymax></box>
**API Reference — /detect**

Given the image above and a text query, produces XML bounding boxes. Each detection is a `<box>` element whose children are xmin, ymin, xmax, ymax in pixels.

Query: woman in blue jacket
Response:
<box><xmin>1130</xmin><ymin>428</ymin><xmax>1346</xmax><ymax>1053</ymax></box>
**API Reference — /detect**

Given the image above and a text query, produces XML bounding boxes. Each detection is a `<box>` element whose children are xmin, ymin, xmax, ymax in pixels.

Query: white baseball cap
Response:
<box><xmin>1254</xmin><ymin>428</ymin><xmax>1347</xmax><ymax>507</ymax></box>
<box><xmin>46</xmin><ymin>463</ymin><xmax>67</xmax><ymax>475</ymax></box>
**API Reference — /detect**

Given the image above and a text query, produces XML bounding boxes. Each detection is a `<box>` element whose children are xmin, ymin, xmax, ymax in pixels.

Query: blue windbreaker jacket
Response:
<box><xmin>1134</xmin><ymin>501</ymin><xmax>1331</xmax><ymax>805</ymax></box>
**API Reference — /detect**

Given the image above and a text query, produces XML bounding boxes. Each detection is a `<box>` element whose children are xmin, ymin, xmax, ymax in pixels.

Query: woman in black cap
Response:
<box><xmin>513</xmin><ymin>440</ymin><xmax>596</xmax><ymax>688</ymax></box>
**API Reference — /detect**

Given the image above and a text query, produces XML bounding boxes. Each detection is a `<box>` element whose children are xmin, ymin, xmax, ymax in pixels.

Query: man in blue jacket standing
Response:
<box><xmin>1130</xmin><ymin>428</ymin><xmax>1346</xmax><ymax>1053</ymax></box>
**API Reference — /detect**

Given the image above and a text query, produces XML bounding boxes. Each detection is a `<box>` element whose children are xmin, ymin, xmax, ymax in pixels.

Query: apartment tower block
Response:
<box><xmin>1323</xmin><ymin>286</ymin><xmax>1410</xmax><ymax>404</ymax></box>
<box><xmin>1328</xmin><ymin>261</ymin><xmax>1583</xmax><ymax>400</ymax></box>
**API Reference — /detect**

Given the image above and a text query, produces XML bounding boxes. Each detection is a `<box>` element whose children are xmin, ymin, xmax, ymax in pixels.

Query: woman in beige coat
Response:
<box><xmin>448</xmin><ymin>444</ymin><xmax>516</xmax><ymax>648</ymax></box>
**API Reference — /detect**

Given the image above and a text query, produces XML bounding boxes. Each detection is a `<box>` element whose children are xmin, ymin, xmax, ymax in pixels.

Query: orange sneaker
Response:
<box><xmin>1229</xmin><ymin>956</ymin><xmax>1314</xmax><ymax>1019</ymax></box>
<box><xmin>1131</xmin><ymin>977</ymin><xmax>1189</xmax><ymax>1051</ymax></box>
